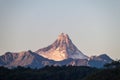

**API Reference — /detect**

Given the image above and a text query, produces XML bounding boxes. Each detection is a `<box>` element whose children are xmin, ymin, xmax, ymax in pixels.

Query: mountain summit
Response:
<box><xmin>36</xmin><ymin>33</ymin><xmax>88</xmax><ymax>61</ymax></box>
<box><xmin>0</xmin><ymin>33</ymin><xmax>113</xmax><ymax>68</ymax></box>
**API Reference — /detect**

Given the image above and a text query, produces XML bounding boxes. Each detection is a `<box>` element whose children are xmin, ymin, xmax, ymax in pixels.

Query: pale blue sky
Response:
<box><xmin>0</xmin><ymin>0</ymin><xmax>120</xmax><ymax>59</ymax></box>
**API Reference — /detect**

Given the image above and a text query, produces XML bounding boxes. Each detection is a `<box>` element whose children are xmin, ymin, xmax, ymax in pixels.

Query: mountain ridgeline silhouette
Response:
<box><xmin>36</xmin><ymin>33</ymin><xmax>88</xmax><ymax>61</ymax></box>
<box><xmin>0</xmin><ymin>33</ymin><xmax>113</xmax><ymax>68</ymax></box>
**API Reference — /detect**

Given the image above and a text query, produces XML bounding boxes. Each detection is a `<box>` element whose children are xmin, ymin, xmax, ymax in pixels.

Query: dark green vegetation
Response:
<box><xmin>0</xmin><ymin>66</ymin><xmax>97</xmax><ymax>80</ymax></box>
<box><xmin>85</xmin><ymin>60</ymin><xmax>120</xmax><ymax>80</ymax></box>
<box><xmin>0</xmin><ymin>60</ymin><xmax>120</xmax><ymax>80</ymax></box>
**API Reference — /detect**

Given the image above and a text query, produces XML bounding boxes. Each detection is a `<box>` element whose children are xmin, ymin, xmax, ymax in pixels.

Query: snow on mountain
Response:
<box><xmin>0</xmin><ymin>51</ymin><xmax>89</xmax><ymax>68</ymax></box>
<box><xmin>88</xmin><ymin>54</ymin><xmax>113</xmax><ymax>68</ymax></box>
<box><xmin>36</xmin><ymin>33</ymin><xmax>88</xmax><ymax>61</ymax></box>
<box><xmin>0</xmin><ymin>33</ymin><xmax>113</xmax><ymax>68</ymax></box>
<box><xmin>0</xmin><ymin>50</ymin><xmax>56</xmax><ymax>68</ymax></box>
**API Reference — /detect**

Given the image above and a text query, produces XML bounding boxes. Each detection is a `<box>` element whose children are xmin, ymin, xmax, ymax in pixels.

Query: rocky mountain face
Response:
<box><xmin>0</xmin><ymin>33</ymin><xmax>113</xmax><ymax>68</ymax></box>
<box><xmin>0</xmin><ymin>50</ymin><xmax>53</xmax><ymax>68</ymax></box>
<box><xmin>36</xmin><ymin>33</ymin><xmax>88</xmax><ymax>61</ymax></box>
<box><xmin>88</xmin><ymin>54</ymin><xmax>113</xmax><ymax>68</ymax></box>
<box><xmin>0</xmin><ymin>51</ymin><xmax>88</xmax><ymax>68</ymax></box>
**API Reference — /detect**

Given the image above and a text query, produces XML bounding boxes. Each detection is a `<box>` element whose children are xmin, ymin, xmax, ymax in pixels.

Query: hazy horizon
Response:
<box><xmin>0</xmin><ymin>0</ymin><xmax>120</xmax><ymax>59</ymax></box>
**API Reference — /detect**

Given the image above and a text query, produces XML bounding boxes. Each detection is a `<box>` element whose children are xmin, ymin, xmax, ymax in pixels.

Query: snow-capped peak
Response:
<box><xmin>36</xmin><ymin>33</ymin><xmax>88</xmax><ymax>61</ymax></box>
<box><xmin>57</xmin><ymin>33</ymin><xmax>69</xmax><ymax>42</ymax></box>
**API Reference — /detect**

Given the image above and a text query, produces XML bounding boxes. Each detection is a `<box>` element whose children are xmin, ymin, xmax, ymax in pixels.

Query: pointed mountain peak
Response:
<box><xmin>57</xmin><ymin>33</ymin><xmax>69</xmax><ymax>41</ymax></box>
<box><xmin>36</xmin><ymin>33</ymin><xmax>88</xmax><ymax>61</ymax></box>
<box><xmin>55</xmin><ymin>33</ymin><xmax>72</xmax><ymax>49</ymax></box>
<box><xmin>58</xmin><ymin>33</ymin><xmax>68</xmax><ymax>38</ymax></box>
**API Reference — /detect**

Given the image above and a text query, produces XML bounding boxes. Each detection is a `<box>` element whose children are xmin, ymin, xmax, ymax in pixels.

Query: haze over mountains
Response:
<box><xmin>0</xmin><ymin>33</ymin><xmax>113</xmax><ymax>68</ymax></box>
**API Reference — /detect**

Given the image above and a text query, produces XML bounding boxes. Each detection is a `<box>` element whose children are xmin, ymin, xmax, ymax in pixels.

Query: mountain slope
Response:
<box><xmin>36</xmin><ymin>33</ymin><xmax>88</xmax><ymax>61</ymax></box>
<box><xmin>0</xmin><ymin>50</ymin><xmax>56</xmax><ymax>68</ymax></box>
<box><xmin>0</xmin><ymin>33</ymin><xmax>113</xmax><ymax>68</ymax></box>
<box><xmin>88</xmin><ymin>54</ymin><xmax>113</xmax><ymax>68</ymax></box>
<box><xmin>0</xmin><ymin>50</ymin><xmax>89</xmax><ymax>68</ymax></box>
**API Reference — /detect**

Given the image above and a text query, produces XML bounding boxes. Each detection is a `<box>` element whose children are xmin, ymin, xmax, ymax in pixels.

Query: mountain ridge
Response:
<box><xmin>0</xmin><ymin>33</ymin><xmax>113</xmax><ymax>68</ymax></box>
<box><xmin>36</xmin><ymin>33</ymin><xmax>88</xmax><ymax>61</ymax></box>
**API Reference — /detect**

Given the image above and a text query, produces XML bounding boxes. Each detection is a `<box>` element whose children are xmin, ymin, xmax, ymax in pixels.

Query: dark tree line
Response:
<box><xmin>0</xmin><ymin>66</ymin><xmax>97</xmax><ymax>80</ymax></box>
<box><xmin>104</xmin><ymin>60</ymin><xmax>120</xmax><ymax>68</ymax></box>
<box><xmin>0</xmin><ymin>60</ymin><xmax>120</xmax><ymax>80</ymax></box>
<box><xmin>85</xmin><ymin>60</ymin><xmax>120</xmax><ymax>80</ymax></box>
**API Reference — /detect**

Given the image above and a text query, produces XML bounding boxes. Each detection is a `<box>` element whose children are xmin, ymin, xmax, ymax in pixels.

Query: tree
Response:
<box><xmin>104</xmin><ymin>60</ymin><xmax>120</xmax><ymax>68</ymax></box>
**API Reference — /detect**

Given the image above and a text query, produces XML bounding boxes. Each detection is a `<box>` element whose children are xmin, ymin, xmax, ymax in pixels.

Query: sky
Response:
<box><xmin>0</xmin><ymin>0</ymin><xmax>120</xmax><ymax>59</ymax></box>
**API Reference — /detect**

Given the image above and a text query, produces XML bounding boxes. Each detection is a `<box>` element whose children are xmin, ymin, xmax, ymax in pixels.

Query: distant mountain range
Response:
<box><xmin>0</xmin><ymin>33</ymin><xmax>113</xmax><ymax>68</ymax></box>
